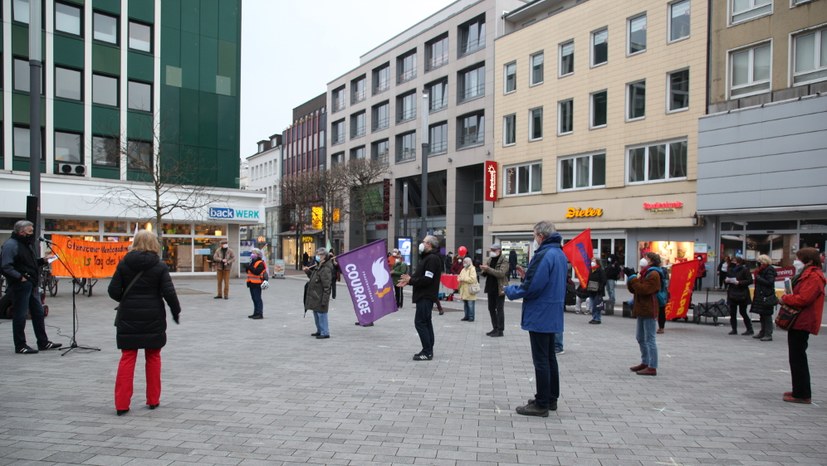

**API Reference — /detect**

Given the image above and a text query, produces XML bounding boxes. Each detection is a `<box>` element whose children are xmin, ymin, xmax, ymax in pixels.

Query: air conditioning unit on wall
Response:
<box><xmin>58</xmin><ymin>163</ymin><xmax>86</xmax><ymax>176</ymax></box>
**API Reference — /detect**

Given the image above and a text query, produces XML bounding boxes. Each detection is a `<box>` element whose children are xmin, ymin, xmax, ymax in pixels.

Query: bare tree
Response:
<box><xmin>279</xmin><ymin>171</ymin><xmax>319</xmax><ymax>267</ymax></box>
<box><xmin>342</xmin><ymin>157</ymin><xmax>390</xmax><ymax>246</ymax></box>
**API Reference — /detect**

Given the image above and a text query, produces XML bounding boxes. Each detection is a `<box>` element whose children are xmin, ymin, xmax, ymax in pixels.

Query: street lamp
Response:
<box><xmin>420</xmin><ymin>92</ymin><xmax>429</xmax><ymax>241</ymax></box>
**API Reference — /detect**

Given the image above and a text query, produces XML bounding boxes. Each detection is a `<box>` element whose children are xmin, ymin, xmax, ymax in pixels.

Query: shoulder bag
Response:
<box><xmin>114</xmin><ymin>270</ymin><xmax>144</xmax><ymax>326</ymax></box>
<box><xmin>774</xmin><ymin>303</ymin><xmax>801</xmax><ymax>330</ymax></box>
<box><xmin>587</xmin><ymin>280</ymin><xmax>600</xmax><ymax>292</ymax></box>
<box><xmin>469</xmin><ymin>282</ymin><xmax>481</xmax><ymax>294</ymax></box>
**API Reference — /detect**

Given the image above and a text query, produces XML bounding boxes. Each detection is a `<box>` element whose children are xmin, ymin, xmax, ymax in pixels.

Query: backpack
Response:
<box><xmin>647</xmin><ymin>267</ymin><xmax>669</xmax><ymax>307</ymax></box>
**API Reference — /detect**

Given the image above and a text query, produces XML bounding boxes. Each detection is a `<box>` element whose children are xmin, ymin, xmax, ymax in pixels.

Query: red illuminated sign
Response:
<box><xmin>484</xmin><ymin>161</ymin><xmax>498</xmax><ymax>201</ymax></box>
<box><xmin>643</xmin><ymin>201</ymin><xmax>684</xmax><ymax>212</ymax></box>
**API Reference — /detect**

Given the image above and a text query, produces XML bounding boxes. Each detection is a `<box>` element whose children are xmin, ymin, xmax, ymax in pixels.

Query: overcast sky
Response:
<box><xmin>239</xmin><ymin>0</ymin><xmax>455</xmax><ymax>158</ymax></box>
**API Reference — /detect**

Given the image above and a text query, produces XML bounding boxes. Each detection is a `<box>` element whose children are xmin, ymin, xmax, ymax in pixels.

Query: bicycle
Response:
<box><xmin>73</xmin><ymin>277</ymin><xmax>97</xmax><ymax>296</ymax></box>
<box><xmin>40</xmin><ymin>265</ymin><xmax>59</xmax><ymax>297</ymax></box>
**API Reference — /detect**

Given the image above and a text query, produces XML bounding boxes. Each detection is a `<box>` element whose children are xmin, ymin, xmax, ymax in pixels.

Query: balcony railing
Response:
<box><xmin>351</xmin><ymin>88</ymin><xmax>366</xmax><ymax>104</ymax></box>
<box><xmin>458</xmin><ymin>131</ymin><xmax>483</xmax><ymax>148</ymax></box>
<box><xmin>397</xmin><ymin>107</ymin><xmax>416</xmax><ymax>122</ymax></box>
<box><xmin>396</xmin><ymin>147</ymin><xmax>416</xmax><ymax>163</ymax></box>
<box><xmin>459</xmin><ymin>82</ymin><xmax>485</xmax><ymax>102</ymax></box>
<box><xmin>398</xmin><ymin>68</ymin><xmax>416</xmax><ymax>84</ymax></box>
<box><xmin>427</xmin><ymin>54</ymin><xmax>449</xmax><ymax>71</ymax></box>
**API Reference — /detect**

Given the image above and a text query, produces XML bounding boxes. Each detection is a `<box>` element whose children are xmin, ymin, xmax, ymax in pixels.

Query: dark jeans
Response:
<box><xmin>414</xmin><ymin>299</ymin><xmax>435</xmax><ymax>356</ymax></box>
<box><xmin>759</xmin><ymin>313</ymin><xmax>774</xmax><ymax>337</ymax></box>
<box><xmin>249</xmin><ymin>286</ymin><xmax>263</xmax><ymax>316</ymax></box>
<box><xmin>394</xmin><ymin>284</ymin><xmax>404</xmax><ymax>308</ymax></box>
<box><xmin>728</xmin><ymin>300</ymin><xmax>752</xmax><ymax>332</ymax></box>
<box><xmin>11</xmin><ymin>281</ymin><xmax>49</xmax><ymax>350</ymax></box>
<box><xmin>487</xmin><ymin>292</ymin><xmax>505</xmax><ymax>332</ymax></box>
<box><xmin>529</xmin><ymin>331</ymin><xmax>559</xmax><ymax>409</ymax></box>
<box><xmin>788</xmin><ymin>329</ymin><xmax>811</xmax><ymax>399</ymax></box>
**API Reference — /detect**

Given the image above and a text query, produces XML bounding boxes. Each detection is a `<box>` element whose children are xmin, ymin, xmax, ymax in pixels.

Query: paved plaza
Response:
<box><xmin>1</xmin><ymin>272</ymin><xmax>825</xmax><ymax>465</ymax></box>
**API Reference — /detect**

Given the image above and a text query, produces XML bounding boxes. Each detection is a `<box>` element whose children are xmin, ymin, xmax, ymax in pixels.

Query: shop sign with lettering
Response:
<box><xmin>208</xmin><ymin>206</ymin><xmax>262</xmax><ymax>220</ymax></box>
<box><xmin>566</xmin><ymin>207</ymin><xmax>603</xmax><ymax>219</ymax></box>
<box><xmin>643</xmin><ymin>201</ymin><xmax>684</xmax><ymax>212</ymax></box>
<box><xmin>484</xmin><ymin>161</ymin><xmax>498</xmax><ymax>201</ymax></box>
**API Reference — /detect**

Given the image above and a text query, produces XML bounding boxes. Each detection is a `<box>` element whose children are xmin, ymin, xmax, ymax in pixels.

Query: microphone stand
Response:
<box><xmin>42</xmin><ymin>240</ymin><xmax>100</xmax><ymax>355</ymax></box>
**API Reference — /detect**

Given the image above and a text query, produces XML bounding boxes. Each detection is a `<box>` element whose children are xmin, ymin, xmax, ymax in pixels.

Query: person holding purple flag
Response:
<box><xmin>397</xmin><ymin>235</ymin><xmax>442</xmax><ymax>361</ymax></box>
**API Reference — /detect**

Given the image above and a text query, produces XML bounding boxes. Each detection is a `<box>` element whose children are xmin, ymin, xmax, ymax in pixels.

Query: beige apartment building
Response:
<box><xmin>492</xmin><ymin>0</ymin><xmax>709</xmax><ymax>270</ymax></box>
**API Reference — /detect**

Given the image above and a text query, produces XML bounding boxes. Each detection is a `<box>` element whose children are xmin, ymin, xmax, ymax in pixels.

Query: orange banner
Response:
<box><xmin>48</xmin><ymin>234</ymin><xmax>131</xmax><ymax>279</ymax></box>
<box><xmin>665</xmin><ymin>259</ymin><xmax>698</xmax><ymax>320</ymax></box>
<box><xmin>562</xmin><ymin>229</ymin><xmax>592</xmax><ymax>286</ymax></box>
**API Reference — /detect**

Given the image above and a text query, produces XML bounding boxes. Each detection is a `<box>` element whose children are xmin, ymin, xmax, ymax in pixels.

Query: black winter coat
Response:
<box><xmin>410</xmin><ymin>250</ymin><xmax>442</xmax><ymax>304</ymax></box>
<box><xmin>108</xmin><ymin>250</ymin><xmax>181</xmax><ymax>349</ymax></box>
<box><xmin>586</xmin><ymin>266</ymin><xmax>607</xmax><ymax>298</ymax></box>
<box><xmin>726</xmin><ymin>264</ymin><xmax>753</xmax><ymax>303</ymax></box>
<box><xmin>750</xmin><ymin>265</ymin><xmax>778</xmax><ymax>315</ymax></box>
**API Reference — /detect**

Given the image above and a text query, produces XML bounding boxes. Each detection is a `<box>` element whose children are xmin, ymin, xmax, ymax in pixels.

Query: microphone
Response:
<box><xmin>39</xmin><ymin>236</ymin><xmax>55</xmax><ymax>244</ymax></box>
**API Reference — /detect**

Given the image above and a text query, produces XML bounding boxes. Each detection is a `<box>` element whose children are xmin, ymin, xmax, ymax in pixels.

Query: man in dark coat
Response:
<box><xmin>480</xmin><ymin>243</ymin><xmax>510</xmax><ymax>337</ymax></box>
<box><xmin>304</xmin><ymin>247</ymin><xmax>335</xmax><ymax>339</ymax></box>
<box><xmin>397</xmin><ymin>235</ymin><xmax>442</xmax><ymax>361</ymax></box>
<box><xmin>0</xmin><ymin>220</ymin><xmax>62</xmax><ymax>354</ymax></box>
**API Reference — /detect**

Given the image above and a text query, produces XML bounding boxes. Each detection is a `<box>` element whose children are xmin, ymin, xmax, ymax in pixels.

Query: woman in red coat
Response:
<box><xmin>779</xmin><ymin>248</ymin><xmax>825</xmax><ymax>404</ymax></box>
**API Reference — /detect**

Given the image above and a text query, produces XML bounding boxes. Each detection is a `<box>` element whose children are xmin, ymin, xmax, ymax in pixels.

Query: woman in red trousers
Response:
<box><xmin>108</xmin><ymin>230</ymin><xmax>181</xmax><ymax>416</ymax></box>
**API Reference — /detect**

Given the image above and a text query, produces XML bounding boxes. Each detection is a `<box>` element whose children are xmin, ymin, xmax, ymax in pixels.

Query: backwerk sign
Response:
<box><xmin>208</xmin><ymin>207</ymin><xmax>261</xmax><ymax>220</ymax></box>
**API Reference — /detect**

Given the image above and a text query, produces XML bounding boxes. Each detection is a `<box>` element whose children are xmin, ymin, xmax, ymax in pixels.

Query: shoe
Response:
<box><xmin>412</xmin><ymin>353</ymin><xmax>433</xmax><ymax>361</ymax></box>
<box><xmin>629</xmin><ymin>363</ymin><xmax>648</xmax><ymax>372</ymax></box>
<box><xmin>354</xmin><ymin>322</ymin><xmax>374</xmax><ymax>327</ymax></box>
<box><xmin>728</xmin><ymin>330</ymin><xmax>737</xmax><ymax>335</ymax></box>
<box><xmin>16</xmin><ymin>345</ymin><xmax>38</xmax><ymax>354</ymax></box>
<box><xmin>224</xmin><ymin>297</ymin><xmax>228</xmax><ymax>300</ymax></box>
<box><xmin>760</xmin><ymin>336</ymin><xmax>773</xmax><ymax>341</ymax></box>
<box><xmin>486</xmin><ymin>330</ymin><xmax>497</xmax><ymax>336</ymax></box>
<box><xmin>439</xmin><ymin>311</ymin><xmax>444</xmax><ymax>315</ymax></box>
<box><xmin>148</xmin><ymin>404</ymin><xmax>159</xmax><ymax>410</ymax></box>
<box><xmin>555</xmin><ymin>349</ymin><xmax>565</xmax><ymax>355</ymax></box>
<box><xmin>515</xmin><ymin>403</ymin><xmax>549</xmax><ymax>417</ymax></box>
<box><xmin>526</xmin><ymin>398</ymin><xmax>558</xmax><ymax>411</ymax></box>
<box><xmin>468</xmin><ymin>319</ymin><xmax>474</xmax><ymax>322</ymax></box>
<box><xmin>214</xmin><ymin>296</ymin><xmax>222</xmax><ymax>299</ymax></box>
<box><xmin>38</xmin><ymin>341</ymin><xmax>62</xmax><ymax>350</ymax></box>
<box><xmin>316</xmin><ymin>335</ymin><xmax>330</xmax><ymax>339</ymax></box>
<box><xmin>752</xmin><ymin>333</ymin><xmax>764</xmax><ymax>339</ymax></box>
<box><xmin>116</xmin><ymin>409</ymin><xmax>129</xmax><ymax>416</ymax></box>
<box><xmin>656</xmin><ymin>328</ymin><xmax>664</xmax><ymax>334</ymax></box>
<box><xmin>636</xmin><ymin>367</ymin><xmax>657</xmax><ymax>376</ymax></box>
<box><xmin>489</xmin><ymin>331</ymin><xmax>504</xmax><ymax>337</ymax></box>
<box><xmin>250</xmin><ymin>315</ymin><xmax>263</xmax><ymax>320</ymax></box>
<box><xmin>588</xmin><ymin>320</ymin><xmax>601</xmax><ymax>324</ymax></box>
<box><xmin>742</xmin><ymin>330</ymin><xmax>754</xmax><ymax>336</ymax></box>
<box><xmin>784</xmin><ymin>391</ymin><xmax>794</xmax><ymax>397</ymax></box>
<box><xmin>783</xmin><ymin>394</ymin><xmax>811</xmax><ymax>404</ymax></box>
<box><xmin>311</xmin><ymin>332</ymin><xmax>320</xmax><ymax>337</ymax></box>
<box><xmin>460</xmin><ymin>317</ymin><xmax>469</xmax><ymax>321</ymax></box>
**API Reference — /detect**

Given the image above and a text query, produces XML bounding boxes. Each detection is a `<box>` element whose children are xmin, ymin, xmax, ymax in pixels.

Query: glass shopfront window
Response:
<box><xmin>718</xmin><ymin>218</ymin><xmax>826</xmax><ymax>269</ymax></box>
<box><xmin>161</xmin><ymin>222</ymin><xmax>192</xmax><ymax>235</ymax></box>
<box><xmin>45</xmin><ymin>218</ymin><xmax>99</xmax><ymax>233</ymax></box>
<box><xmin>194</xmin><ymin>237</ymin><xmax>221</xmax><ymax>272</ymax></box>
<box><xmin>104</xmin><ymin>221</ymin><xmax>129</xmax><ymax>233</ymax></box>
<box><xmin>194</xmin><ymin>224</ymin><xmax>224</xmax><ymax>236</ymax></box>
<box><xmin>638</xmin><ymin>240</ymin><xmax>695</xmax><ymax>268</ymax></box>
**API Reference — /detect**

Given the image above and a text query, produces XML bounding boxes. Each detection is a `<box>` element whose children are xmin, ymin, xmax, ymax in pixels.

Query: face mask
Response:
<box><xmin>591</xmin><ymin>261</ymin><xmax>598</xmax><ymax>269</ymax></box>
<box><xmin>418</xmin><ymin>243</ymin><xmax>425</xmax><ymax>253</ymax></box>
<box><xmin>532</xmin><ymin>240</ymin><xmax>539</xmax><ymax>250</ymax></box>
<box><xmin>315</xmin><ymin>255</ymin><xmax>322</xmax><ymax>262</ymax></box>
<box><xmin>222</xmin><ymin>244</ymin><xmax>228</xmax><ymax>249</ymax></box>
<box><xmin>464</xmin><ymin>262</ymin><xmax>471</xmax><ymax>268</ymax></box>
<box><xmin>489</xmin><ymin>252</ymin><xmax>499</xmax><ymax>258</ymax></box>
<box><xmin>250</xmin><ymin>254</ymin><xmax>258</xmax><ymax>260</ymax></box>
<box><xmin>793</xmin><ymin>260</ymin><xmax>805</xmax><ymax>272</ymax></box>
<box><xmin>639</xmin><ymin>258</ymin><xmax>649</xmax><ymax>269</ymax></box>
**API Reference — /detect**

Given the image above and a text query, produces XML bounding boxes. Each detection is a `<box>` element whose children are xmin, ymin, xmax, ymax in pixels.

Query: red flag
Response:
<box><xmin>665</xmin><ymin>260</ymin><xmax>698</xmax><ymax>320</ymax></box>
<box><xmin>562</xmin><ymin>229</ymin><xmax>592</xmax><ymax>286</ymax></box>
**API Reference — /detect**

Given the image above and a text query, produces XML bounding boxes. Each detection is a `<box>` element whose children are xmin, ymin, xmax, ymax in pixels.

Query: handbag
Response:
<box><xmin>587</xmin><ymin>280</ymin><xmax>599</xmax><ymax>292</ymax></box>
<box><xmin>757</xmin><ymin>291</ymin><xmax>779</xmax><ymax>307</ymax></box>
<box><xmin>469</xmin><ymin>283</ymin><xmax>481</xmax><ymax>294</ymax></box>
<box><xmin>774</xmin><ymin>303</ymin><xmax>801</xmax><ymax>330</ymax></box>
<box><xmin>114</xmin><ymin>270</ymin><xmax>144</xmax><ymax>326</ymax></box>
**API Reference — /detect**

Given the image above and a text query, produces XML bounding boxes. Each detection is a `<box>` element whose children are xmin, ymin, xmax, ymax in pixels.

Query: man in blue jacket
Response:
<box><xmin>505</xmin><ymin>220</ymin><xmax>567</xmax><ymax>416</ymax></box>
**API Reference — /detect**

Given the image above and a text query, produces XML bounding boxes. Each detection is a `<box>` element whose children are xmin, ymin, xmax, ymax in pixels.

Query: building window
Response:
<box><xmin>457</xmin><ymin>111</ymin><xmax>484</xmax><ymax>148</ymax></box>
<box><xmin>529</xmin><ymin>107</ymin><xmax>543</xmax><ymax>141</ymax></box>
<box><xmin>504</xmin><ymin>61</ymin><xmax>516</xmax><ymax>93</ymax></box>
<box><xmin>371</xmin><ymin>101</ymin><xmax>389</xmax><ymax>131</ymax></box>
<box><xmin>559</xmin><ymin>40</ymin><xmax>574</xmax><ymax>76</ymax></box>
<box><xmin>504</xmin><ymin>161</ymin><xmax>542</xmax><ymax>196</ymax></box>
<box><xmin>351</xmin><ymin>75</ymin><xmax>366</xmax><ymax>104</ymax></box>
<box><xmin>459</xmin><ymin>14</ymin><xmax>486</xmax><ymax>56</ymax></box>
<box><xmin>428</xmin><ymin>78</ymin><xmax>448</xmax><ymax>112</ymax></box>
<box><xmin>668</xmin><ymin>69</ymin><xmax>689</xmax><ymax>111</ymax></box>
<box><xmin>331</xmin><ymin>119</ymin><xmax>345</xmax><ymax>145</ymax></box>
<box><xmin>397</xmin><ymin>49</ymin><xmax>417</xmax><ymax>83</ymax></box>
<box><xmin>591</xmin><ymin>90</ymin><xmax>607</xmax><ymax>128</ymax></box>
<box><xmin>13</xmin><ymin>126</ymin><xmax>43</xmax><ymax>159</ymax></box>
<box><xmin>627</xmin><ymin>80</ymin><xmax>646</xmax><ymax>120</ymax></box>
<box><xmin>371</xmin><ymin>139</ymin><xmax>389</xmax><ymax>163</ymax></box>
<box><xmin>792</xmin><ymin>0</ymin><xmax>813</xmax><ymax>4</ymax></box>
<box><xmin>55</xmin><ymin>67</ymin><xmax>82</xmax><ymax>100</ymax></box>
<box><xmin>93</xmin><ymin>12</ymin><xmax>118</xmax><ymax>44</ymax></box>
<box><xmin>396</xmin><ymin>131</ymin><xmax>416</xmax><ymax>162</ymax></box>
<box><xmin>591</xmin><ymin>28</ymin><xmax>608</xmax><ymax>66</ymax></box>
<box><xmin>426</xmin><ymin>33</ymin><xmax>449</xmax><ymax>70</ymax></box>
<box><xmin>126</xmin><ymin>140</ymin><xmax>152</xmax><ymax>169</ymax></box>
<box><xmin>458</xmin><ymin>63</ymin><xmax>485</xmax><ymax>102</ymax></box>
<box><xmin>503</xmin><ymin>114</ymin><xmax>516</xmax><ymax>146</ymax></box>
<box><xmin>560</xmin><ymin>153</ymin><xmax>606</xmax><ymax>190</ymax></box>
<box><xmin>129</xmin><ymin>21</ymin><xmax>152</xmax><ymax>52</ymax></box>
<box><xmin>93</xmin><ymin>74</ymin><xmax>118</xmax><ymax>106</ymax></box>
<box><xmin>372</xmin><ymin>63</ymin><xmax>390</xmax><ymax>95</ymax></box>
<box><xmin>730</xmin><ymin>42</ymin><xmax>771</xmax><ymax>97</ymax></box>
<box><xmin>55</xmin><ymin>2</ymin><xmax>82</xmax><ymax>36</ymax></box>
<box><xmin>92</xmin><ymin>135</ymin><xmax>119</xmax><ymax>166</ymax></box>
<box><xmin>558</xmin><ymin>99</ymin><xmax>573</xmax><ymax>134</ymax></box>
<box><xmin>669</xmin><ymin>0</ymin><xmax>691</xmax><ymax>42</ymax></box>
<box><xmin>331</xmin><ymin>152</ymin><xmax>345</xmax><ymax>166</ymax></box>
<box><xmin>14</xmin><ymin>58</ymin><xmax>42</xmax><ymax>93</ymax></box>
<box><xmin>13</xmin><ymin>0</ymin><xmax>30</xmax><ymax>23</ymax></box>
<box><xmin>350</xmin><ymin>146</ymin><xmax>366</xmax><ymax>160</ymax></box>
<box><xmin>628</xmin><ymin>139</ymin><xmax>688</xmax><ymax>183</ymax></box>
<box><xmin>55</xmin><ymin>131</ymin><xmax>82</xmax><ymax>163</ymax></box>
<box><xmin>350</xmin><ymin>111</ymin><xmax>366</xmax><ymax>139</ymax></box>
<box><xmin>128</xmin><ymin>81</ymin><xmax>152</xmax><ymax>112</ymax></box>
<box><xmin>332</xmin><ymin>86</ymin><xmax>346</xmax><ymax>112</ymax></box>
<box><xmin>793</xmin><ymin>27</ymin><xmax>827</xmax><ymax>85</ymax></box>
<box><xmin>429</xmin><ymin>122</ymin><xmax>448</xmax><ymax>155</ymax></box>
<box><xmin>628</xmin><ymin>14</ymin><xmax>647</xmax><ymax>55</ymax></box>
<box><xmin>397</xmin><ymin>91</ymin><xmax>417</xmax><ymax>122</ymax></box>
<box><xmin>730</xmin><ymin>0</ymin><xmax>772</xmax><ymax>24</ymax></box>
<box><xmin>530</xmin><ymin>52</ymin><xmax>544</xmax><ymax>85</ymax></box>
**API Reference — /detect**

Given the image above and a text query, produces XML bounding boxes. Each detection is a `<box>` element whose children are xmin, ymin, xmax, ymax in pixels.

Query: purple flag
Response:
<box><xmin>336</xmin><ymin>239</ymin><xmax>397</xmax><ymax>325</ymax></box>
